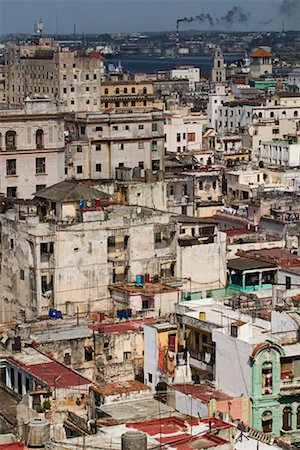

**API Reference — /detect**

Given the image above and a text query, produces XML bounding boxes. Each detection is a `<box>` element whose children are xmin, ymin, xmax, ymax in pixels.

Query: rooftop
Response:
<box><xmin>90</xmin><ymin>317</ymin><xmax>157</xmax><ymax>333</ymax></box>
<box><xmin>249</xmin><ymin>47</ymin><xmax>272</xmax><ymax>57</ymax></box>
<box><xmin>227</xmin><ymin>257</ymin><xmax>276</xmax><ymax>272</ymax></box>
<box><xmin>169</xmin><ymin>384</ymin><xmax>231</xmax><ymax>402</ymax></box>
<box><xmin>1</xmin><ymin>347</ymin><xmax>91</xmax><ymax>389</ymax></box>
<box><xmin>237</xmin><ymin>248</ymin><xmax>300</xmax><ymax>268</ymax></box>
<box><xmin>91</xmin><ymin>380</ymin><xmax>150</xmax><ymax>396</ymax></box>
<box><xmin>109</xmin><ymin>282</ymin><xmax>179</xmax><ymax>295</ymax></box>
<box><xmin>34</xmin><ymin>180</ymin><xmax>112</xmax><ymax>203</ymax></box>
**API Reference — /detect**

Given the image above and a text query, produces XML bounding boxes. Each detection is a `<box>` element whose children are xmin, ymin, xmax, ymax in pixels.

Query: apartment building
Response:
<box><xmin>0</xmin><ymin>181</ymin><xmax>226</xmax><ymax>322</ymax></box>
<box><xmin>170</xmin><ymin>66</ymin><xmax>200</xmax><ymax>91</ymax></box>
<box><xmin>0</xmin><ymin>64</ymin><xmax>5</xmax><ymax>104</ymax></box>
<box><xmin>0</xmin><ymin>97</ymin><xmax>65</xmax><ymax>199</ymax></box>
<box><xmin>100</xmin><ymin>73</ymin><xmax>155</xmax><ymax>109</ymax></box>
<box><xmin>164</xmin><ymin>112</ymin><xmax>206</xmax><ymax>153</ymax></box>
<box><xmin>65</xmin><ymin>109</ymin><xmax>165</xmax><ymax>179</ymax></box>
<box><xmin>259</xmin><ymin>138</ymin><xmax>300</xmax><ymax>168</ymax></box>
<box><xmin>5</xmin><ymin>37</ymin><xmax>103</xmax><ymax>112</ymax></box>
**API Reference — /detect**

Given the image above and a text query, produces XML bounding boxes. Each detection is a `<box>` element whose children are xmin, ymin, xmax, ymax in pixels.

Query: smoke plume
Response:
<box><xmin>177</xmin><ymin>6</ymin><xmax>250</xmax><ymax>29</ymax></box>
<box><xmin>177</xmin><ymin>13</ymin><xmax>214</xmax><ymax>28</ymax></box>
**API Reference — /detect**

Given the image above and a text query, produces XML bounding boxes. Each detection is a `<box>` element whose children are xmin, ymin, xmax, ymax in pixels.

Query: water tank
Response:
<box><xmin>27</xmin><ymin>418</ymin><xmax>50</xmax><ymax>448</ymax></box>
<box><xmin>136</xmin><ymin>275</ymin><xmax>142</xmax><ymax>284</ymax></box>
<box><xmin>121</xmin><ymin>431</ymin><xmax>147</xmax><ymax>450</ymax></box>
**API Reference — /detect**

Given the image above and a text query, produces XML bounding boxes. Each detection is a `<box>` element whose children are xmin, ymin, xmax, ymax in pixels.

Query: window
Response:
<box><xmin>262</xmin><ymin>362</ymin><xmax>273</xmax><ymax>395</ymax></box>
<box><xmin>297</xmin><ymin>406</ymin><xmax>300</xmax><ymax>429</ymax></box>
<box><xmin>152</xmin><ymin>159</ymin><xmax>160</xmax><ymax>171</ymax></box>
<box><xmin>131</xmin><ymin>101</ymin><xmax>136</xmax><ymax>106</ymax></box>
<box><xmin>63</xmin><ymin>74</ymin><xmax>66</xmax><ymax>80</ymax></box>
<box><xmin>107</xmin><ymin>236</ymin><xmax>115</xmax><ymax>247</ymax></box>
<box><xmin>95</xmin><ymin>126</ymin><xmax>102</xmax><ymax>132</ymax></box>
<box><xmin>199</xmin><ymin>181</ymin><xmax>203</xmax><ymax>190</ymax></box>
<box><xmin>104</xmin><ymin>102</ymin><xmax>109</xmax><ymax>108</ymax></box>
<box><xmin>131</xmin><ymin>87</ymin><xmax>136</xmax><ymax>94</ymax></box>
<box><xmin>262</xmin><ymin>411</ymin><xmax>273</xmax><ymax>433</ymax></box>
<box><xmin>36</xmin><ymin>184</ymin><xmax>46</xmax><ymax>192</ymax></box>
<box><xmin>84</xmin><ymin>346</ymin><xmax>93</xmax><ymax>361</ymax></box>
<box><xmin>119</xmin><ymin>162</ymin><xmax>124</xmax><ymax>167</ymax></box>
<box><xmin>85</xmin><ymin>74</ymin><xmax>89</xmax><ymax>80</ymax></box>
<box><xmin>10</xmin><ymin>238</ymin><xmax>14</xmax><ymax>249</ymax></box>
<box><xmin>155</xmin><ymin>232</ymin><xmax>162</xmax><ymax>244</ymax></box>
<box><xmin>80</xmin><ymin>126</ymin><xmax>86</xmax><ymax>135</ymax></box>
<box><xmin>63</xmin><ymin>87</ymin><xmax>67</xmax><ymax>94</ymax></box>
<box><xmin>71</xmin><ymin>87</ymin><xmax>74</xmax><ymax>92</ymax></box>
<box><xmin>64</xmin><ymin>352</ymin><xmax>71</xmax><ymax>365</ymax></box>
<box><xmin>93</xmin><ymin>74</ymin><xmax>97</xmax><ymax>80</ymax></box>
<box><xmin>138</xmin><ymin>124</ymin><xmax>144</xmax><ymax>130</ymax></box>
<box><xmin>124</xmin><ymin>125</ymin><xmax>130</xmax><ymax>130</ymax></box>
<box><xmin>124</xmin><ymin>87</ymin><xmax>128</xmax><ymax>94</ymax></box>
<box><xmin>77</xmin><ymin>145</ymin><xmax>82</xmax><ymax>152</ymax></box>
<box><xmin>139</xmin><ymin>161</ymin><xmax>144</xmax><ymax>169</ymax></box>
<box><xmin>119</xmin><ymin>143</ymin><xmax>124</xmax><ymax>150</ymax></box>
<box><xmin>138</xmin><ymin>142</ymin><xmax>144</xmax><ymax>149</ymax></box>
<box><xmin>177</xmin><ymin>133</ymin><xmax>181</xmax><ymax>142</ymax></box>
<box><xmin>86</xmin><ymin>100</ymin><xmax>90</xmax><ymax>105</ymax></box>
<box><xmin>152</xmin><ymin>123</ymin><xmax>157</xmax><ymax>132</ymax></box>
<box><xmin>74</xmin><ymin>74</ymin><xmax>77</xmax><ymax>80</ymax></box>
<box><xmin>286</xmin><ymin>276</ymin><xmax>291</xmax><ymax>290</ymax></box>
<box><xmin>112</xmin><ymin>125</ymin><xmax>118</xmax><ymax>131</ymax></box>
<box><xmin>95</xmin><ymin>163</ymin><xmax>101</xmax><ymax>172</ymax></box>
<box><xmin>6</xmin><ymin>159</ymin><xmax>16</xmax><ymax>176</ymax></box>
<box><xmin>86</xmin><ymin>87</ymin><xmax>89</xmax><ymax>92</ymax></box>
<box><xmin>152</xmin><ymin>141</ymin><xmax>157</xmax><ymax>152</ymax></box>
<box><xmin>282</xmin><ymin>407</ymin><xmax>292</xmax><ymax>431</ymax></box>
<box><xmin>36</xmin><ymin>157</ymin><xmax>46</xmax><ymax>174</ymax></box>
<box><xmin>104</xmin><ymin>88</ymin><xmax>108</xmax><ymax>95</ymax></box>
<box><xmin>20</xmin><ymin>269</ymin><xmax>24</xmax><ymax>280</ymax></box>
<box><xmin>182</xmin><ymin>205</ymin><xmax>187</xmax><ymax>215</ymax></box>
<box><xmin>95</xmin><ymin>144</ymin><xmax>101</xmax><ymax>151</ymax></box>
<box><xmin>7</xmin><ymin>187</ymin><xmax>17</xmax><ymax>198</ymax></box>
<box><xmin>148</xmin><ymin>373</ymin><xmax>153</xmax><ymax>383</ymax></box>
<box><xmin>188</xmin><ymin>132</ymin><xmax>195</xmax><ymax>142</ymax></box>
<box><xmin>115</xmin><ymin>88</ymin><xmax>120</xmax><ymax>94</ymax></box>
<box><xmin>77</xmin><ymin>165</ymin><xmax>83</xmax><ymax>174</ymax></box>
<box><xmin>5</xmin><ymin>131</ymin><xmax>16</xmax><ymax>150</ymax></box>
<box><xmin>124</xmin><ymin>351</ymin><xmax>132</xmax><ymax>360</ymax></box>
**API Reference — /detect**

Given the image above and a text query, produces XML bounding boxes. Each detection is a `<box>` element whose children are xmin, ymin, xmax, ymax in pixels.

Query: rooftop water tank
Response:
<box><xmin>26</xmin><ymin>418</ymin><xmax>50</xmax><ymax>448</ymax></box>
<box><xmin>121</xmin><ymin>430</ymin><xmax>147</xmax><ymax>450</ymax></box>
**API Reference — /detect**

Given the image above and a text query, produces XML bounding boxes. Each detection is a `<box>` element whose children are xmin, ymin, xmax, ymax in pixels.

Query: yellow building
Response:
<box><xmin>100</xmin><ymin>73</ymin><xmax>155</xmax><ymax>109</ymax></box>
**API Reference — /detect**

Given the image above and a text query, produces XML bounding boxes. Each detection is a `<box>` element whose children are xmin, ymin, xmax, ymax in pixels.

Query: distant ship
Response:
<box><xmin>236</xmin><ymin>53</ymin><xmax>251</xmax><ymax>74</ymax></box>
<box><xmin>97</xmin><ymin>45</ymin><xmax>119</xmax><ymax>59</ymax></box>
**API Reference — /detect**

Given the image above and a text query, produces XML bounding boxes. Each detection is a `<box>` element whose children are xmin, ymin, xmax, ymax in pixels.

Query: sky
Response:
<box><xmin>0</xmin><ymin>0</ymin><xmax>299</xmax><ymax>35</ymax></box>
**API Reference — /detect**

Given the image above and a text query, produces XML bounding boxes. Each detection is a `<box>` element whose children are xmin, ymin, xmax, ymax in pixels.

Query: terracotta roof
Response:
<box><xmin>91</xmin><ymin>380</ymin><xmax>150</xmax><ymax>396</ymax></box>
<box><xmin>231</xmin><ymin>320</ymin><xmax>247</xmax><ymax>327</ymax></box>
<box><xmin>89</xmin><ymin>50</ymin><xmax>105</xmax><ymax>60</ymax></box>
<box><xmin>90</xmin><ymin>317</ymin><xmax>157</xmax><ymax>333</ymax></box>
<box><xmin>250</xmin><ymin>48</ymin><xmax>272</xmax><ymax>57</ymax></box>
<box><xmin>0</xmin><ymin>444</ymin><xmax>24</xmax><ymax>450</ymax></box>
<box><xmin>251</xmin><ymin>342</ymin><xmax>268</xmax><ymax>358</ymax></box>
<box><xmin>169</xmin><ymin>384</ymin><xmax>231</xmax><ymax>402</ymax></box>
<box><xmin>236</xmin><ymin>248</ymin><xmax>300</xmax><ymax>268</ymax></box>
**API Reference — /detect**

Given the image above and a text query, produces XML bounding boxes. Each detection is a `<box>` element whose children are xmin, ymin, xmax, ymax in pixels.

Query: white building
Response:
<box><xmin>0</xmin><ymin>183</ymin><xmax>226</xmax><ymax>322</ymax></box>
<box><xmin>0</xmin><ymin>98</ymin><xmax>65</xmax><ymax>199</ymax></box>
<box><xmin>65</xmin><ymin>109</ymin><xmax>165</xmax><ymax>179</ymax></box>
<box><xmin>170</xmin><ymin>66</ymin><xmax>200</xmax><ymax>91</ymax></box>
<box><xmin>164</xmin><ymin>113</ymin><xmax>206</xmax><ymax>153</ymax></box>
<box><xmin>259</xmin><ymin>139</ymin><xmax>300</xmax><ymax>168</ymax></box>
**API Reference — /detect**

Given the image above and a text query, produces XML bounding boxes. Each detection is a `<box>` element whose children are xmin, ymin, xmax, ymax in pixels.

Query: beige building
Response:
<box><xmin>249</xmin><ymin>47</ymin><xmax>272</xmax><ymax>78</ymax></box>
<box><xmin>0</xmin><ymin>182</ymin><xmax>226</xmax><ymax>322</ymax></box>
<box><xmin>65</xmin><ymin>109</ymin><xmax>165</xmax><ymax>179</ymax></box>
<box><xmin>0</xmin><ymin>64</ymin><xmax>5</xmax><ymax>105</ymax></box>
<box><xmin>5</xmin><ymin>38</ymin><xmax>103</xmax><ymax>112</ymax></box>
<box><xmin>0</xmin><ymin>97</ymin><xmax>65</xmax><ymax>199</ymax></box>
<box><xmin>100</xmin><ymin>73</ymin><xmax>155</xmax><ymax>109</ymax></box>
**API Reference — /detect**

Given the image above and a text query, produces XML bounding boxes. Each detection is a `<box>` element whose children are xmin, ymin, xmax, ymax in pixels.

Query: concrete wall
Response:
<box><xmin>212</xmin><ymin>329</ymin><xmax>252</xmax><ymax>397</ymax></box>
<box><xmin>144</xmin><ymin>325</ymin><xmax>158</xmax><ymax>389</ymax></box>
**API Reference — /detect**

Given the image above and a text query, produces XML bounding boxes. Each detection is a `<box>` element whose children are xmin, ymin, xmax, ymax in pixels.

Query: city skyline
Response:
<box><xmin>0</xmin><ymin>0</ymin><xmax>299</xmax><ymax>35</ymax></box>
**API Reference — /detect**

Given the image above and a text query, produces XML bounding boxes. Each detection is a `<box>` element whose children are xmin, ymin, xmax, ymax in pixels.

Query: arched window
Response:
<box><xmin>143</xmin><ymin>87</ymin><xmax>147</xmax><ymax>94</ymax></box>
<box><xmin>131</xmin><ymin>87</ymin><xmax>136</xmax><ymax>94</ymax></box>
<box><xmin>36</xmin><ymin>129</ymin><xmax>44</xmax><ymax>149</ymax></box>
<box><xmin>282</xmin><ymin>110</ymin><xmax>286</xmax><ymax>117</ymax></box>
<box><xmin>297</xmin><ymin>406</ymin><xmax>300</xmax><ymax>429</ymax></box>
<box><xmin>282</xmin><ymin>407</ymin><xmax>292</xmax><ymax>431</ymax></box>
<box><xmin>262</xmin><ymin>362</ymin><xmax>273</xmax><ymax>395</ymax></box>
<box><xmin>5</xmin><ymin>131</ymin><xmax>16</xmax><ymax>150</ymax></box>
<box><xmin>258</xmin><ymin>112</ymin><xmax>263</xmax><ymax>118</ymax></box>
<box><xmin>115</xmin><ymin>88</ymin><xmax>120</xmax><ymax>95</ymax></box>
<box><xmin>294</xmin><ymin>111</ymin><xmax>298</xmax><ymax>118</ymax></box>
<box><xmin>124</xmin><ymin>87</ymin><xmax>128</xmax><ymax>94</ymax></box>
<box><xmin>262</xmin><ymin>411</ymin><xmax>273</xmax><ymax>433</ymax></box>
<box><xmin>104</xmin><ymin>88</ymin><xmax>108</xmax><ymax>95</ymax></box>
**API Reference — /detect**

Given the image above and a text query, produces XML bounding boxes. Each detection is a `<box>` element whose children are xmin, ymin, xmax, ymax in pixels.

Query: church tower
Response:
<box><xmin>211</xmin><ymin>46</ymin><xmax>226</xmax><ymax>83</ymax></box>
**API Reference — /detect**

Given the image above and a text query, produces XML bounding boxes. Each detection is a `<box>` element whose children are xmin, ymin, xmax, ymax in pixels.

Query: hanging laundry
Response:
<box><xmin>158</xmin><ymin>348</ymin><xmax>165</xmax><ymax>371</ymax></box>
<box><xmin>167</xmin><ymin>351</ymin><xmax>175</xmax><ymax>377</ymax></box>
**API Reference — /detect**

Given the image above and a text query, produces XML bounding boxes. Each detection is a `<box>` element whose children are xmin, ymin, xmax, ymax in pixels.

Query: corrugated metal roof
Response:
<box><xmin>34</xmin><ymin>181</ymin><xmax>111</xmax><ymax>202</ymax></box>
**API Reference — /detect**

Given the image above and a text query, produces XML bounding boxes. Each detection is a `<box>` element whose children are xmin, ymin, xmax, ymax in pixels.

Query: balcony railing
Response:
<box><xmin>280</xmin><ymin>376</ymin><xmax>300</xmax><ymax>394</ymax></box>
<box><xmin>189</xmin><ymin>348</ymin><xmax>213</xmax><ymax>366</ymax></box>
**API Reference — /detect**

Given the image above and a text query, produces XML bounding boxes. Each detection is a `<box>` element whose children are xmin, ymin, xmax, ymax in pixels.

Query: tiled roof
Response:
<box><xmin>169</xmin><ymin>384</ymin><xmax>231</xmax><ymax>402</ymax></box>
<box><xmin>250</xmin><ymin>48</ymin><xmax>272</xmax><ymax>57</ymax></box>
<box><xmin>34</xmin><ymin>180</ymin><xmax>112</xmax><ymax>203</ymax></box>
<box><xmin>91</xmin><ymin>380</ymin><xmax>150</xmax><ymax>396</ymax></box>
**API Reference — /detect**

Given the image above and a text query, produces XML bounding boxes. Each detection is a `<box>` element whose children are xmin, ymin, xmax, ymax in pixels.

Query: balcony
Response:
<box><xmin>189</xmin><ymin>348</ymin><xmax>214</xmax><ymax>373</ymax></box>
<box><xmin>280</xmin><ymin>377</ymin><xmax>300</xmax><ymax>395</ymax></box>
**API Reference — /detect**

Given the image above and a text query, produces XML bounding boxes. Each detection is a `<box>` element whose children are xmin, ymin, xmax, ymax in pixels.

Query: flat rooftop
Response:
<box><xmin>90</xmin><ymin>317</ymin><xmax>157</xmax><ymax>333</ymax></box>
<box><xmin>109</xmin><ymin>282</ymin><xmax>179</xmax><ymax>295</ymax></box>
<box><xmin>99</xmin><ymin>398</ymin><xmax>177</xmax><ymax>422</ymax></box>
<box><xmin>227</xmin><ymin>257</ymin><xmax>276</xmax><ymax>271</ymax></box>
<box><xmin>91</xmin><ymin>380</ymin><xmax>150</xmax><ymax>396</ymax></box>
<box><xmin>170</xmin><ymin>384</ymin><xmax>231</xmax><ymax>402</ymax></box>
